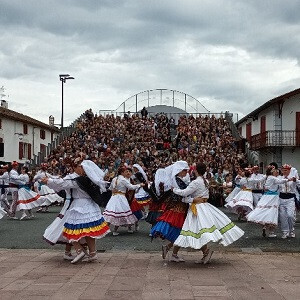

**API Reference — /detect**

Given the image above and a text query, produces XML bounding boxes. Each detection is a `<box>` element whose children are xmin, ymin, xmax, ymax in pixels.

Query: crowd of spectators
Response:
<box><xmin>39</xmin><ymin>109</ymin><xmax>247</xmax><ymax>202</ymax></box>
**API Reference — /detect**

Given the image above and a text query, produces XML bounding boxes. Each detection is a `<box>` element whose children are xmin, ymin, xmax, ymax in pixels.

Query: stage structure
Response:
<box><xmin>99</xmin><ymin>89</ymin><xmax>239</xmax><ymax>122</ymax></box>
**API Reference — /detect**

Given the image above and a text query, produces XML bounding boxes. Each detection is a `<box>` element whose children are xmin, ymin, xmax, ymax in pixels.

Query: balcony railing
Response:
<box><xmin>250</xmin><ymin>130</ymin><xmax>300</xmax><ymax>150</ymax></box>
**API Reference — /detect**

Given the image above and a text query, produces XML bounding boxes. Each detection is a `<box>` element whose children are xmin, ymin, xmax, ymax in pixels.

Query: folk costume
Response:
<box><xmin>150</xmin><ymin>161</ymin><xmax>189</xmax><ymax>243</ymax></box>
<box><xmin>279</xmin><ymin>165</ymin><xmax>298</xmax><ymax>238</ymax></box>
<box><xmin>43</xmin><ymin>172</ymin><xmax>93</xmax><ymax>247</ymax></box>
<box><xmin>46</xmin><ymin>160</ymin><xmax>110</xmax><ymax>244</ymax></box>
<box><xmin>34</xmin><ymin>166</ymin><xmax>64</xmax><ymax>209</ymax></box>
<box><xmin>145</xmin><ymin>168</ymin><xmax>169</xmax><ymax>227</ymax></box>
<box><xmin>173</xmin><ymin>175</ymin><xmax>244</xmax><ymax>250</ymax></box>
<box><xmin>250</xmin><ymin>168</ymin><xmax>265</xmax><ymax>207</ymax></box>
<box><xmin>8</xmin><ymin>162</ymin><xmax>22</xmax><ymax>218</ymax></box>
<box><xmin>103</xmin><ymin>174</ymin><xmax>142</xmax><ymax>229</ymax></box>
<box><xmin>246</xmin><ymin>175</ymin><xmax>288</xmax><ymax>237</ymax></box>
<box><xmin>16</xmin><ymin>173</ymin><xmax>47</xmax><ymax>220</ymax></box>
<box><xmin>230</xmin><ymin>176</ymin><xmax>263</xmax><ymax>218</ymax></box>
<box><xmin>132</xmin><ymin>164</ymin><xmax>151</xmax><ymax>207</ymax></box>
<box><xmin>224</xmin><ymin>175</ymin><xmax>242</xmax><ymax>208</ymax></box>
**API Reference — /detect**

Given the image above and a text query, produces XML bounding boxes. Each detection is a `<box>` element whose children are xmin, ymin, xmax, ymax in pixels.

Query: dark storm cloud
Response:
<box><xmin>0</xmin><ymin>0</ymin><xmax>300</xmax><ymax>123</ymax></box>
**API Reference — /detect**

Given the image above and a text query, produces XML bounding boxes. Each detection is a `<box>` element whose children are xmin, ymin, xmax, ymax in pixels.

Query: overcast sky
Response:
<box><xmin>1</xmin><ymin>0</ymin><xmax>300</xmax><ymax>125</ymax></box>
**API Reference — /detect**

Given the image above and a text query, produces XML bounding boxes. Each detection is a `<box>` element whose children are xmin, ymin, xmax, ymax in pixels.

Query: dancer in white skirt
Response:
<box><xmin>173</xmin><ymin>163</ymin><xmax>244</xmax><ymax>264</ymax></box>
<box><xmin>231</xmin><ymin>168</ymin><xmax>262</xmax><ymax>220</ymax></box>
<box><xmin>130</xmin><ymin>164</ymin><xmax>152</xmax><ymax>231</ymax></box>
<box><xmin>246</xmin><ymin>166</ymin><xmax>290</xmax><ymax>238</ymax></box>
<box><xmin>103</xmin><ymin>166</ymin><xmax>144</xmax><ymax>235</ymax></box>
<box><xmin>132</xmin><ymin>164</ymin><xmax>151</xmax><ymax>208</ymax></box>
<box><xmin>8</xmin><ymin>161</ymin><xmax>22</xmax><ymax>219</ymax></box>
<box><xmin>130</xmin><ymin>164</ymin><xmax>151</xmax><ymax>230</ymax></box>
<box><xmin>34</xmin><ymin>163</ymin><xmax>64</xmax><ymax>212</ymax></box>
<box><xmin>42</xmin><ymin>160</ymin><xmax>110</xmax><ymax>263</ymax></box>
<box><xmin>224</xmin><ymin>169</ymin><xmax>243</xmax><ymax>208</ymax></box>
<box><xmin>279</xmin><ymin>164</ymin><xmax>298</xmax><ymax>239</ymax></box>
<box><xmin>16</xmin><ymin>166</ymin><xmax>47</xmax><ymax>220</ymax></box>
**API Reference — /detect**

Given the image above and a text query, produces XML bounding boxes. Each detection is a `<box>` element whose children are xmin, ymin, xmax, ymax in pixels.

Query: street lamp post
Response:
<box><xmin>59</xmin><ymin>74</ymin><xmax>74</xmax><ymax>129</ymax></box>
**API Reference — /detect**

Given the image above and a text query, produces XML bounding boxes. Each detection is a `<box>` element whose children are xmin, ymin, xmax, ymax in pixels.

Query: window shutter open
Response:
<box><xmin>28</xmin><ymin>143</ymin><xmax>32</xmax><ymax>159</ymax></box>
<box><xmin>19</xmin><ymin>142</ymin><xmax>23</xmax><ymax>159</ymax></box>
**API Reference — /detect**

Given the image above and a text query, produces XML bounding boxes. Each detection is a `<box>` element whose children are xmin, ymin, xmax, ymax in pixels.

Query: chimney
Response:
<box><xmin>1</xmin><ymin>100</ymin><xmax>8</xmax><ymax>109</ymax></box>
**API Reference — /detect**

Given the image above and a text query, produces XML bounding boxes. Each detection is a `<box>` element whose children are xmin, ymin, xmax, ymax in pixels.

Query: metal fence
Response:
<box><xmin>116</xmin><ymin>89</ymin><xmax>210</xmax><ymax>113</ymax></box>
<box><xmin>98</xmin><ymin>89</ymin><xmax>239</xmax><ymax>123</ymax></box>
<box><xmin>250</xmin><ymin>130</ymin><xmax>300</xmax><ymax>150</ymax></box>
<box><xmin>98</xmin><ymin>110</ymin><xmax>239</xmax><ymax>123</ymax></box>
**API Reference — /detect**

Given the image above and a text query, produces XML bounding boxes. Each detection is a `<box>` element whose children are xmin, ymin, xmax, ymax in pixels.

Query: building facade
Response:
<box><xmin>0</xmin><ymin>104</ymin><xmax>60</xmax><ymax>165</ymax></box>
<box><xmin>236</xmin><ymin>88</ymin><xmax>300</xmax><ymax>171</ymax></box>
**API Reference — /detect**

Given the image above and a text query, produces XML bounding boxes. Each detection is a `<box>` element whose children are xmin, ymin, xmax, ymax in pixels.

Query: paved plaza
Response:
<box><xmin>0</xmin><ymin>249</ymin><xmax>299</xmax><ymax>300</ymax></box>
<box><xmin>0</xmin><ymin>207</ymin><xmax>299</xmax><ymax>299</ymax></box>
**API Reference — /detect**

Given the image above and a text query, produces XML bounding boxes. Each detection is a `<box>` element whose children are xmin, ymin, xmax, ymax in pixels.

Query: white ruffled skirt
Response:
<box><xmin>16</xmin><ymin>187</ymin><xmax>47</xmax><ymax>210</ymax></box>
<box><xmin>103</xmin><ymin>194</ymin><xmax>138</xmax><ymax>226</ymax></box>
<box><xmin>231</xmin><ymin>190</ymin><xmax>253</xmax><ymax>214</ymax></box>
<box><xmin>225</xmin><ymin>187</ymin><xmax>241</xmax><ymax>206</ymax></box>
<box><xmin>62</xmin><ymin>198</ymin><xmax>110</xmax><ymax>243</ymax></box>
<box><xmin>39</xmin><ymin>185</ymin><xmax>64</xmax><ymax>206</ymax></box>
<box><xmin>174</xmin><ymin>203</ymin><xmax>244</xmax><ymax>249</ymax></box>
<box><xmin>246</xmin><ymin>194</ymin><xmax>279</xmax><ymax>226</ymax></box>
<box><xmin>43</xmin><ymin>213</ymin><xmax>70</xmax><ymax>245</ymax></box>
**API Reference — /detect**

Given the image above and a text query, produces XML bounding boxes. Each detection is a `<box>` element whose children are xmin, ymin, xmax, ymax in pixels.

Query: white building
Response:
<box><xmin>0</xmin><ymin>103</ymin><xmax>60</xmax><ymax>164</ymax></box>
<box><xmin>236</xmin><ymin>88</ymin><xmax>300</xmax><ymax>171</ymax></box>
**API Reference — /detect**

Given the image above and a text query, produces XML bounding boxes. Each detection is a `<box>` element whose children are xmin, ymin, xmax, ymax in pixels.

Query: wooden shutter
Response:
<box><xmin>19</xmin><ymin>142</ymin><xmax>23</xmax><ymax>159</ymax></box>
<box><xmin>28</xmin><ymin>143</ymin><xmax>31</xmax><ymax>159</ymax></box>
<box><xmin>246</xmin><ymin>123</ymin><xmax>252</xmax><ymax>142</ymax></box>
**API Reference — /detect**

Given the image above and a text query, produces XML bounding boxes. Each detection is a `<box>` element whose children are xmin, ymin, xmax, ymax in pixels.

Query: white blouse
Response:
<box><xmin>240</xmin><ymin>177</ymin><xmax>264</xmax><ymax>189</ymax></box>
<box><xmin>19</xmin><ymin>174</ymin><xmax>29</xmax><ymax>185</ymax></box>
<box><xmin>264</xmin><ymin>176</ymin><xmax>288</xmax><ymax>192</ymax></box>
<box><xmin>173</xmin><ymin>176</ymin><xmax>209</xmax><ymax>203</ymax></box>
<box><xmin>34</xmin><ymin>171</ymin><xmax>56</xmax><ymax>182</ymax></box>
<box><xmin>9</xmin><ymin>169</ymin><xmax>24</xmax><ymax>185</ymax></box>
<box><xmin>48</xmin><ymin>173</ymin><xmax>91</xmax><ymax>200</ymax></box>
<box><xmin>278</xmin><ymin>175</ymin><xmax>297</xmax><ymax>194</ymax></box>
<box><xmin>109</xmin><ymin>175</ymin><xmax>141</xmax><ymax>193</ymax></box>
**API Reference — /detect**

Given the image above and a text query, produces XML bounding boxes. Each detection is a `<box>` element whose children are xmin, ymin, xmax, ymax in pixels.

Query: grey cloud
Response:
<box><xmin>1</xmin><ymin>0</ymin><xmax>300</xmax><ymax>124</ymax></box>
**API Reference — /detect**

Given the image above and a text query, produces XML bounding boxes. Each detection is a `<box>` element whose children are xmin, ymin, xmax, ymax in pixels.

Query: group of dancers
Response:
<box><xmin>225</xmin><ymin>163</ymin><xmax>299</xmax><ymax>239</ymax></box>
<box><xmin>39</xmin><ymin>159</ymin><xmax>244</xmax><ymax>264</ymax></box>
<box><xmin>0</xmin><ymin>161</ymin><xmax>64</xmax><ymax>220</ymax></box>
<box><xmin>1</xmin><ymin>158</ymin><xmax>298</xmax><ymax>265</ymax></box>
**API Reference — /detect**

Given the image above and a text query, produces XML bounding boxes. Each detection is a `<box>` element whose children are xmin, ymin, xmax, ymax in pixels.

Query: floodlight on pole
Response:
<box><xmin>59</xmin><ymin>74</ymin><xmax>74</xmax><ymax>129</ymax></box>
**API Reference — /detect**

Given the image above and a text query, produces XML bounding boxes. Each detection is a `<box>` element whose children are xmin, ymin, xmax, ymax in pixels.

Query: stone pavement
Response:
<box><xmin>0</xmin><ymin>249</ymin><xmax>299</xmax><ymax>300</ymax></box>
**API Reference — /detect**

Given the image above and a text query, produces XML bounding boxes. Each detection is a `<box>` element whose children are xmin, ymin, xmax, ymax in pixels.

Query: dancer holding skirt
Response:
<box><xmin>173</xmin><ymin>163</ymin><xmax>244</xmax><ymax>264</ymax></box>
<box><xmin>42</xmin><ymin>160</ymin><xmax>110</xmax><ymax>263</ymax></box>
